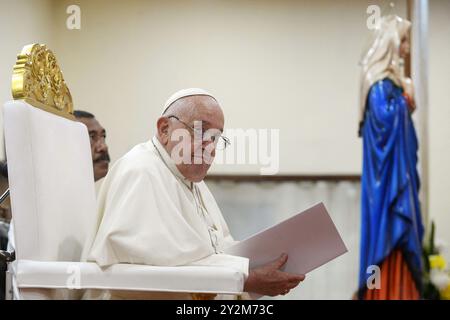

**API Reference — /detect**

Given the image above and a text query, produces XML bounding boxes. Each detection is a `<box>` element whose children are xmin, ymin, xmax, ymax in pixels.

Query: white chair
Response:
<box><xmin>1</xmin><ymin>44</ymin><xmax>246</xmax><ymax>299</ymax></box>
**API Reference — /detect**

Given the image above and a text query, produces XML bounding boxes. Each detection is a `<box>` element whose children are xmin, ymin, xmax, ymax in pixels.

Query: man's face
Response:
<box><xmin>76</xmin><ymin>117</ymin><xmax>110</xmax><ymax>181</ymax></box>
<box><xmin>159</xmin><ymin>96</ymin><xmax>224</xmax><ymax>183</ymax></box>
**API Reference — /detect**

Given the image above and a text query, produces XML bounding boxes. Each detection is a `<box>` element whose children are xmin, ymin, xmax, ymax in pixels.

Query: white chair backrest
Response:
<box><xmin>3</xmin><ymin>101</ymin><xmax>97</xmax><ymax>262</ymax></box>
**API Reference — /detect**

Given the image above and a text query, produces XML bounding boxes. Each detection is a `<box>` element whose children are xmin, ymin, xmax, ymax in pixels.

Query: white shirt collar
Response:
<box><xmin>151</xmin><ymin>136</ymin><xmax>193</xmax><ymax>189</ymax></box>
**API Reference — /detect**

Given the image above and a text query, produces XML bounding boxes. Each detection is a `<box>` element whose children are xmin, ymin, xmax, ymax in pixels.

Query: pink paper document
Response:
<box><xmin>225</xmin><ymin>202</ymin><xmax>348</xmax><ymax>274</ymax></box>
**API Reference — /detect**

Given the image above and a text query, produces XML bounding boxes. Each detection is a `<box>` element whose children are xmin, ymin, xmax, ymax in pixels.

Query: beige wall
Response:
<box><xmin>49</xmin><ymin>0</ymin><xmax>407</xmax><ymax>175</ymax></box>
<box><xmin>0</xmin><ymin>0</ymin><xmax>55</xmax><ymax>155</ymax></box>
<box><xmin>0</xmin><ymin>0</ymin><xmax>406</xmax><ymax>175</ymax></box>
<box><xmin>429</xmin><ymin>0</ymin><xmax>450</xmax><ymax>249</ymax></box>
<box><xmin>0</xmin><ymin>0</ymin><xmax>448</xmax><ymax>249</ymax></box>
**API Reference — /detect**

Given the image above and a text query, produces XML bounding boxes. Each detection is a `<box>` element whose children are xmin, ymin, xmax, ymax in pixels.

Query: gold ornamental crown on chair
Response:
<box><xmin>11</xmin><ymin>43</ymin><xmax>74</xmax><ymax>120</ymax></box>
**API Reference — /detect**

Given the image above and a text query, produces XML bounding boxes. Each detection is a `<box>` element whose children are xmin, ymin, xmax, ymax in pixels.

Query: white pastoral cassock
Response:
<box><xmin>82</xmin><ymin>136</ymin><xmax>249</xmax><ymax>299</ymax></box>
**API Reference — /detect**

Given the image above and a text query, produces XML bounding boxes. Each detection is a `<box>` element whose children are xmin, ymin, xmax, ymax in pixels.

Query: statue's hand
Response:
<box><xmin>402</xmin><ymin>77</ymin><xmax>416</xmax><ymax>113</ymax></box>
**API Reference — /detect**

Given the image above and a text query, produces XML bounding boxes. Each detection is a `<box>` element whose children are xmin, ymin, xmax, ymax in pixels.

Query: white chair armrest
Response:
<box><xmin>13</xmin><ymin>260</ymin><xmax>245</xmax><ymax>294</ymax></box>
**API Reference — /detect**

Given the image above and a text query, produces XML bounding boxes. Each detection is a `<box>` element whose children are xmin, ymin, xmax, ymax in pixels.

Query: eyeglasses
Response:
<box><xmin>167</xmin><ymin>115</ymin><xmax>231</xmax><ymax>150</ymax></box>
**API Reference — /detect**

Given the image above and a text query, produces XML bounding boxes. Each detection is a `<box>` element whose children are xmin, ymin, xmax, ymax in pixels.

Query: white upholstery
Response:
<box><xmin>3</xmin><ymin>101</ymin><xmax>244</xmax><ymax>298</ymax></box>
<box><xmin>15</xmin><ymin>260</ymin><xmax>244</xmax><ymax>294</ymax></box>
<box><xmin>4</xmin><ymin>101</ymin><xmax>97</xmax><ymax>262</ymax></box>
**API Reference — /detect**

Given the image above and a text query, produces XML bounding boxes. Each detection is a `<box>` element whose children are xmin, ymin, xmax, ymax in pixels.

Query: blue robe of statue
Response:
<box><xmin>359</xmin><ymin>78</ymin><xmax>424</xmax><ymax>293</ymax></box>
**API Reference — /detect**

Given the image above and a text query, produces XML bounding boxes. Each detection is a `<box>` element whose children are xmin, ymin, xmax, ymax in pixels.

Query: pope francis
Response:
<box><xmin>83</xmin><ymin>88</ymin><xmax>305</xmax><ymax>299</ymax></box>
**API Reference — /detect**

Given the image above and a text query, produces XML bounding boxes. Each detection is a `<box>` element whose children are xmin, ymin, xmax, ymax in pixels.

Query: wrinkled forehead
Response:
<box><xmin>180</xmin><ymin>96</ymin><xmax>224</xmax><ymax>128</ymax></box>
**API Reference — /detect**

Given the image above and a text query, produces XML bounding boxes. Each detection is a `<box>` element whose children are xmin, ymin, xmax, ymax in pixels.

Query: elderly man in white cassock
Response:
<box><xmin>83</xmin><ymin>88</ymin><xmax>305</xmax><ymax>299</ymax></box>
